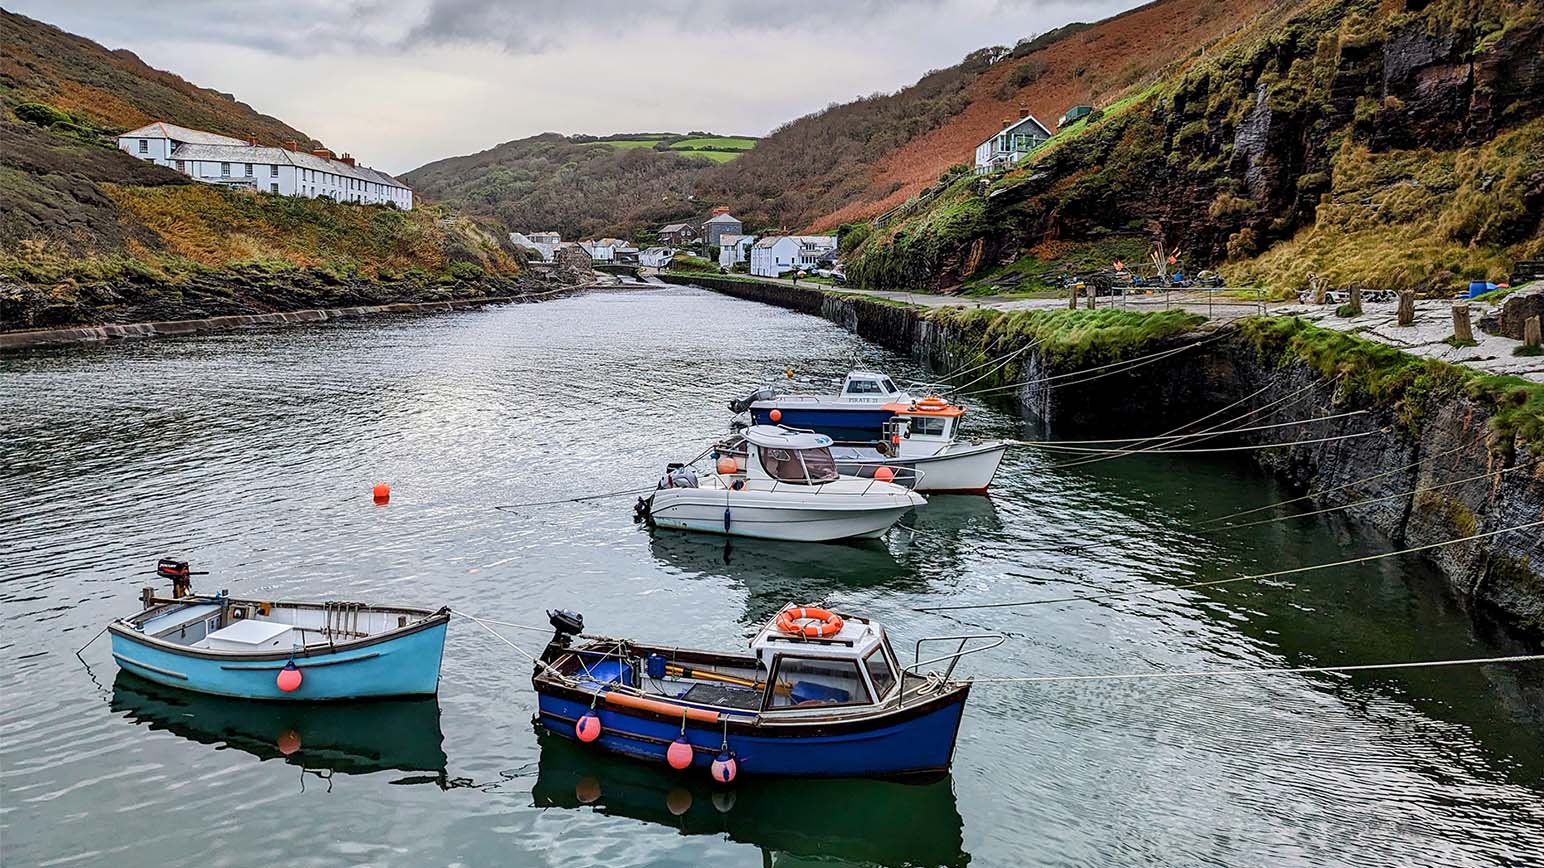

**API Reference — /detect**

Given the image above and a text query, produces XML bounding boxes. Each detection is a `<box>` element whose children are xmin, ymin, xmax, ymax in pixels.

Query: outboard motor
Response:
<box><xmin>728</xmin><ymin>386</ymin><xmax>780</xmax><ymax>414</ymax></box>
<box><xmin>540</xmin><ymin>609</ymin><xmax>584</xmax><ymax>675</ymax></box>
<box><xmin>158</xmin><ymin>558</ymin><xmax>193</xmax><ymax>598</ymax></box>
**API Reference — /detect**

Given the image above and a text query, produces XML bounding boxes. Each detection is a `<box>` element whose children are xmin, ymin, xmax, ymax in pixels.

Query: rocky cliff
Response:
<box><xmin>848</xmin><ymin>0</ymin><xmax>1544</xmax><ymax>295</ymax></box>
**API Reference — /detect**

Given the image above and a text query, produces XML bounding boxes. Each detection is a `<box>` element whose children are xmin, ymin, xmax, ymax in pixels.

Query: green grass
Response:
<box><xmin>587</xmin><ymin>139</ymin><xmax>664</xmax><ymax>150</ymax></box>
<box><xmin>924</xmin><ymin>306</ymin><xmax>1207</xmax><ymax>374</ymax></box>
<box><xmin>681</xmin><ymin>150</ymin><xmax>741</xmax><ymax>163</ymax></box>
<box><xmin>1238</xmin><ymin>316</ymin><xmax>1544</xmax><ymax>451</ymax></box>
<box><xmin>671</xmin><ymin>137</ymin><xmax>756</xmax><ymax>150</ymax></box>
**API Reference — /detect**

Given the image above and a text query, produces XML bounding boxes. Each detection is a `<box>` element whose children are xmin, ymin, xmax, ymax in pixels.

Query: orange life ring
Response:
<box><xmin>916</xmin><ymin>396</ymin><xmax>949</xmax><ymax>411</ymax></box>
<box><xmin>775</xmin><ymin>606</ymin><xmax>844</xmax><ymax>638</ymax></box>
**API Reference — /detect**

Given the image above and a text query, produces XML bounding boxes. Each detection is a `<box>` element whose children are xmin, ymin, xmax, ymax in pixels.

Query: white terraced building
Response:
<box><xmin>117</xmin><ymin>122</ymin><xmax>413</xmax><ymax>209</ymax></box>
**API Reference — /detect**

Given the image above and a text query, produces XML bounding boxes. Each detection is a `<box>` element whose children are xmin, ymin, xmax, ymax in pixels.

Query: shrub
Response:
<box><xmin>447</xmin><ymin>260</ymin><xmax>485</xmax><ymax>281</ymax></box>
<box><xmin>14</xmin><ymin>102</ymin><xmax>72</xmax><ymax>128</ymax></box>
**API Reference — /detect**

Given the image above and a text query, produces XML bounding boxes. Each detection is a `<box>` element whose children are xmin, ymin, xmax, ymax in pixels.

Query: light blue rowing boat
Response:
<box><xmin>107</xmin><ymin>559</ymin><xmax>448</xmax><ymax>701</ymax></box>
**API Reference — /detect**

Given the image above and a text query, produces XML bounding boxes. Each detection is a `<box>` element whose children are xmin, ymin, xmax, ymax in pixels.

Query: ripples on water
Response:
<box><xmin>2</xmin><ymin>286</ymin><xmax>1540</xmax><ymax>867</ymax></box>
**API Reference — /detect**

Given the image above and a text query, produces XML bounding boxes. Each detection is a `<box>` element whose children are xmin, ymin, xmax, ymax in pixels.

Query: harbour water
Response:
<box><xmin>2</xmin><ymin>284</ymin><xmax>1540</xmax><ymax>867</ymax></box>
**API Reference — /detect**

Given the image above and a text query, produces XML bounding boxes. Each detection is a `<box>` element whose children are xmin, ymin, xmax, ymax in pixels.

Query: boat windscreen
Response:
<box><xmin>797</xmin><ymin>447</ymin><xmax>839</xmax><ymax>483</ymax></box>
<box><xmin>760</xmin><ymin>447</ymin><xmax>839</xmax><ymax>484</ymax></box>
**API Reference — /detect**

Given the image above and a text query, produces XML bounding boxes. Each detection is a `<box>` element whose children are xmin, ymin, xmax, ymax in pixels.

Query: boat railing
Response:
<box><xmin>746</xmin><ymin>464</ymin><xmax>926</xmax><ymax>497</ymax></box>
<box><xmin>897</xmin><ymin>633</ymin><xmax>1005</xmax><ymax>698</ymax></box>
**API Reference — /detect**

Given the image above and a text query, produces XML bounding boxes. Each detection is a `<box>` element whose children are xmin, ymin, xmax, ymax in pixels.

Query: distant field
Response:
<box><xmin>682</xmin><ymin>150</ymin><xmax>742</xmax><ymax>163</ymax></box>
<box><xmin>672</xmin><ymin>137</ymin><xmax>756</xmax><ymax>150</ymax></box>
<box><xmin>589</xmin><ymin>139</ymin><xmax>667</xmax><ymax>150</ymax></box>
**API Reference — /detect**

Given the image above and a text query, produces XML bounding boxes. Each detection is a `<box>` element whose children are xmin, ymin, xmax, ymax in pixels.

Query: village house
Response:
<box><xmin>973</xmin><ymin>108</ymin><xmax>1053</xmax><ymax>175</ymax></box>
<box><xmin>509</xmin><ymin>232</ymin><xmax>558</xmax><ymax>262</ymax></box>
<box><xmin>750</xmin><ymin>235</ymin><xmax>838</xmax><ymax>277</ymax></box>
<box><xmin>640</xmin><ymin>247</ymin><xmax>676</xmax><ymax>268</ymax></box>
<box><xmin>116</xmin><ymin>121</ymin><xmax>412</xmax><ymax>209</ymax></box>
<box><xmin>717</xmin><ymin>234</ymin><xmax>756</xmax><ymax>269</ymax></box>
<box><xmin>702</xmin><ymin>208</ymin><xmax>743</xmax><ymax>247</ymax></box>
<box><xmin>658</xmin><ymin>223</ymin><xmax>700</xmax><ymax>246</ymax></box>
<box><xmin>553</xmin><ymin>242</ymin><xmax>593</xmax><ymax>282</ymax></box>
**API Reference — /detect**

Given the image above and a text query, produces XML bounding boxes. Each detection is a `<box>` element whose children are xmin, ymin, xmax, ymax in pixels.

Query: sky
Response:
<box><xmin>11</xmin><ymin>0</ymin><xmax>1137</xmax><ymax>174</ymax></box>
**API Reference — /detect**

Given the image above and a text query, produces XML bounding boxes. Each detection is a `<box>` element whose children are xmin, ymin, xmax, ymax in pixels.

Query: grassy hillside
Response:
<box><xmin>694</xmin><ymin>0</ymin><xmax>1284</xmax><ymax>232</ymax></box>
<box><xmin>847</xmin><ymin>0</ymin><xmax>1544</xmax><ymax>295</ymax></box>
<box><xmin>0</xmin><ymin>9</ymin><xmax>316</xmax><ymax>146</ymax></box>
<box><xmin>402</xmin><ymin>131</ymin><xmax>757</xmax><ymax>239</ymax></box>
<box><xmin>0</xmin><ymin>12</ymin><xmax>535</xmax><ymax>330</ymax></box>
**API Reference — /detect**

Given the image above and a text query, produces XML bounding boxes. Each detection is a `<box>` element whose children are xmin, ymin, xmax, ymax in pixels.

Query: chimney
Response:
<box><xmin>247</xmin><ymin>133</ymin><xmax>257</xmax><ymax>146</ymax></box>
<box><xmin>1019</xmin><ymin>106</ymin><xmax>1029</xmax><ymax>119</ymax></box>
<box><xmin>339</xmin><ymin>153</ymin><xmax>356</xmax><ymax>166</ymax></box>
<box><xmin>312</xmin><ymin>148</ymin><xmax>335</xmax><ymax>159</ymax></box>
<box><xmin>284</xmin><ymin>140</ymin><xmax>298</xmax><ymax>151</ymax></box>
<box><xmin>1003</xmin><ymin>118</ymin><xmax>1013</xmax><ymax>128</ymax></box>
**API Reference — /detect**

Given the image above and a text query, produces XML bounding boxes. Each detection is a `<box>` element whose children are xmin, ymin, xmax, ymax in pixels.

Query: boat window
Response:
<box><xmin>881</xmin><ymin>378</ymin><xmax>897</xmax><ymax>393</ymax></box>
<box><xmin>796</xmin><ymin>447</ymin><xmax>839</xmax><ymax>484</ymax></box>
<box><xmin>864</xmin><ymin>647</ymin><xmax>897</xmax><ymax>697</ymax></box>
<box><xmin>910</xmin><ymin>416</ymin><xmax>948</xmax><ymax>437</ymax></box>
<box><xmin>845</xmin><ymin>379</ymin><xmax>881</xmax><ymax>394</ymax></box>
<box><xmin>766</xmin><ymin>657</ymin><xmax>872</xmax><ymax>709</ymax></box>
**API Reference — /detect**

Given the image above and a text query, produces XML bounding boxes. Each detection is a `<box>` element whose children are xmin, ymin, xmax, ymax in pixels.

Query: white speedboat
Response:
<box><xmin>832</xmin><ymin>397</ymin><xmax>1009</xmax><ymax>494</ymax></box>
<box><xmin>640</xmin><ymin>426</ymin><xmax>925</xmax><ymax>543</ymax></box>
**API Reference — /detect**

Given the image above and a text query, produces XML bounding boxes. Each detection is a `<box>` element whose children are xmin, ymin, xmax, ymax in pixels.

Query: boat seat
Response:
<box><xmin>201</xmin><ymin>619</ymin><xmax>296</xmax><ymax>652</ymax></box>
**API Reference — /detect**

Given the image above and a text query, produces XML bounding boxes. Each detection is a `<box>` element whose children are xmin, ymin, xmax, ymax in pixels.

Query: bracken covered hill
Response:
<box><xmin>0</xmin><ymin>9</ymin><xmax>315</xmax><ymax>146</ymax></box>
<box><xmin>845</xmin><ymin>0</ymin><xmax>1544</xmax><ymax>294</ymax></box>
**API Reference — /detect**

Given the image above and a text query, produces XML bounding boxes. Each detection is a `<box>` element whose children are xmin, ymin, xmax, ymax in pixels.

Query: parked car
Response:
<box><xmin>1196</xmin><ymin>270</ymin><xmax>1225</xmax><ymax>288</ymax></box>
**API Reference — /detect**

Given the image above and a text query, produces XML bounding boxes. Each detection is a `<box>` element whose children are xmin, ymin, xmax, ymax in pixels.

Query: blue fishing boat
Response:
<box><xmin>107</xmin><ymin>559</ymin><xmax>449</xmax><ymax>701</ymax></box>
<box><xmin>531</xmin><ymin>604</ymin><xmax>999</xmax><ymax>781</ymax></box>
<box><xmin>732</xmin><ymin>371</ymin><xmax>911</xmax><ymax>438</ymax></box>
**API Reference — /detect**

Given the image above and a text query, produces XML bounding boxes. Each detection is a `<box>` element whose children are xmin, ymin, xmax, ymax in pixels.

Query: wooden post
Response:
<box><xmin>1525</xmin><ymin>315</ymin><xmax>1542</xmax><ymax>348</ymax></box>
<box><xmin>1068</xmin><ymin>283</ymin><xmax>1080</xmax><ymax>309</ymax></box>
<box><xmin>1086</xmin><ymin>286</ymin><xmax>1096</xmax><ymax>309</ymax></box>
<box><xmin>1396</xmin><ymin>291</ymin><xmax>1415</xmax><ymax>326</ymax></box>
<box><xmin>1452</xmin><ymin>303</ymin><xmax>1474</xmax><ymax>343</ymax></box>
<box><xmin>1347</xmin><ymin>285</ymin><xmax>1363</xmax><ymax>315</ymax></box>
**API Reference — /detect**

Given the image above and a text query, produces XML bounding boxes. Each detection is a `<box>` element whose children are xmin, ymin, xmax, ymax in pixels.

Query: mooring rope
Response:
<box><xmin>961</xmin><ymin>335</ymin><xmax>1220</xmax><ymax>399</ymax></box>
<box><xmin>914</xmin><ymin>519</ymin><xmax>1544</xmax><ymax>612</ymax></box>
<box><xmin>946</xmin><ymin>339</ymin><xmax>1043</xmax><ymax>395</ymax></box>
<box><xmin>452</xmin><ymin>609</ymin><xmax>575</xmax><ymax>684</ymax></box>
<box><xmin>1050</xmin><ymin>374</ymin><xmax>1344</xmax><ymax>469</ymax></box>
<box><xmin>1212</xmin><ymin>464</ymin><xmax>1531</xmax><ymax>531</ymax></box>
<box><xmin>1019</xmin><ymin>410</ymin><xmax>1370</xmax><ymax>447</ymax></box>
<box><xmin>1198</xmin><ymin>433</ymin><xmax>1490</xmax><ymax>526</ymax></box>
<box><xmin>969</xmin><ymin>653</ymin><xmax>1544</xmax><ymax>683</ymax></box>
<box><xmin>1019</xmin><ymin>429</ymin><xmax>1383</xmax><ymax>455</ymax></box>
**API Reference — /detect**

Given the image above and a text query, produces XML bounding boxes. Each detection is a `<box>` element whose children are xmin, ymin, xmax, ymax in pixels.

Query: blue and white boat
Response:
<box><xmin>732</xmin><ymin>371</ymin><xmax>912</xmax><ymax>438</ymax></box>
<box><xmin>107</xmin><ymin>559</ymin><xmax>449</xmax><ymax>701</ymax></box>
<box><xmin>531</xmin><ymin>605</ymin><xmax>1000</xmax><ymax>781</ymax></box>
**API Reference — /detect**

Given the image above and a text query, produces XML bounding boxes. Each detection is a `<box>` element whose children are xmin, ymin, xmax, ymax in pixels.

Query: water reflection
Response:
<box><xmin>110</xmin><ymin>672</ymin><xmax>449</xmax><ymax>783</ymax></box>
<box><xmin>531</xmin><ymin>728</ymin><xmax>969</xmax><ymax>867</ymax></box>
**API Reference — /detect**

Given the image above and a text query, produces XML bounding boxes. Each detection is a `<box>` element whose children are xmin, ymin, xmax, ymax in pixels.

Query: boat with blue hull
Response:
<box><xmin>107</xmin><ymin>559</ymin><xmax>449</xmax><ymax>701</ymax></box>
<box><xmin>733</xmin><ymin>371</ymin><xmax>911</xmax><ymax>438</ymax></box>
<box><xmin>531</xmin><ymin>605</ymin><xmax>999</xmax><ymax>781</ymax></box>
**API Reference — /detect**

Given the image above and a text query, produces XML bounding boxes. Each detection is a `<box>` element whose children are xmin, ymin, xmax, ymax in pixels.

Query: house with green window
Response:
<box><xmin>973</xmin><ymin>108</ymin><xmax>1054</xmax><ymax>175</ymax></box>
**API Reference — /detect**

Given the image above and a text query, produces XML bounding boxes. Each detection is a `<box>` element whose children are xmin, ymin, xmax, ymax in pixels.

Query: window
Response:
<box><xmin>175</xmin><ymin>160</ymin><xmax>185</xmax><ymax>172</ymax></box>
<box><xmin>220</xmin><ymin>162</ymin><xmax>230</xmax><ymax>177</ymax></box>
<box><xmin>270</xmin><ymin>164</ymin><xmax>279</xmax><ymax>177</ymax></box>
<box><xmin>864</xmin><ymin>647</ymin><xmax>896</xmax><ymax>698</ymax></box>
<box><xmin>766</xmin><ymin>657</ymin><xmax>871</xmax><ymax>709</ymax></box>
<box><xmin>881</xmin><ymin>378</ymin><xmax>897</xmax><ymax>393</ymax></box>
<box><xmin>909</xmin><ymin>416</ymin><xmax>949</xmax><ymax>437</ymax></box>
<box><xmin>844</xmin><ymin>380</ymin><xmax>881</xmax><ymax>395</ymax></box>
<box><xmin>758</xmin><ymin>446</ymin><xmax>837</xmax><ymax>484</ymax></box>
<box><xmin>269</xmin><ymin>183</ymin><xmax>279</xmax><ymax>193</ymax></box>
<box><xmin>137</xmin><ymin>139</ymin><xmax>149</xmax><ymax>154</ymax></box>
<box><xmin>244</xmin><ymin>163</ymin><xmax>253</xmax><ymax>177</ymax></box>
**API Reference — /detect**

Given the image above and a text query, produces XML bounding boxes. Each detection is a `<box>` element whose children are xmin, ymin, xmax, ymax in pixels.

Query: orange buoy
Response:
<box><xmin>372</xmin><ymin>483</ymin><xmax>390</xmax><ymax>505</ymax></box>
<box><xmin>576</xmin><ymin>712</ymin><xmax>602</xmax><ymax>743</ymax></box>
<box><xmin>874</xmin><ymin>466</ymin><xmax>895</xmax><ymax>483</ymax></box>
<box><xmin>716</xmin><ymin>456</ymin><xmax>737</xmax><ymax>475</ymax></box>
<box><xmin>276</xmin><ymin>729</ymin><xmax>302</xmax><ymax>756</ymax></box>
<box><xmin>769</xmin><ymin>409</ymin><xmax>782</xmax><ymax>423</ymax></box>
<box><xmin>667</xmin><ymin>737</ymin><xmax>694</xmax><ymax>770</ymax></box>
<box><xmin>276</xmin><ymin>661</ymin><xmax>302</xmax><ymax>692</ymax></box>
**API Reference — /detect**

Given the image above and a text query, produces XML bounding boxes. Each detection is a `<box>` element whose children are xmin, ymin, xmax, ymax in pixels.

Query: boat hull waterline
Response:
<box><xmin>834</xmin><ymin>441</ymin><xmax>1010</xmax><ymax>494</ymax></box>
<box><xmin>648</xmin><ymin>492</ymin><xmax>921</xmax><ymax>542</ymax></box>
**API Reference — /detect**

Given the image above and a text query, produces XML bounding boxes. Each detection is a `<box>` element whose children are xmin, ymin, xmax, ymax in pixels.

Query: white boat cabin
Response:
<box><xmin>880</xmin><ymin>398</ymin><xmax>967</xmax><ymax>459</ymax></box>
<box><xmin>839</xmin><ymin>370</ymin><xmax>910</xmax><ymax>404</ymax></box>
<box><xmin>750</xmin><ymin>609</ymin><xmax>901</xmax><ymax>710</ymax></box>
<box><xmin>742</xmin><ymin>426</ymin><xmax>839</xmax><ymax>485</ymax></box>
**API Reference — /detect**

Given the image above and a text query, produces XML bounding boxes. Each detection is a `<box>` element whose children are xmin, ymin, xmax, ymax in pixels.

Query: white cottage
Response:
<box><xmin>973</xmin><ymin>109</ymin><xmax>1054</xmax><ymax>175</ymax></box>
<box><xmin>718</xmin><ymin>234</ymin><xmax>756</xmax><ymax>268</ymax></box>
<box><xmin>750</xmin><ymin>235</ymin><xmax>837</xmax><ymax>277</ymax></box>
<box><xmin>640</xmin><ymin>247</ymin><xmax>676</xmax><ymax>268</ymax></box>
<box><xmin>117</xmin><ymin>121</ymin><xmax>413</xmax><ymax>209</ymax></box>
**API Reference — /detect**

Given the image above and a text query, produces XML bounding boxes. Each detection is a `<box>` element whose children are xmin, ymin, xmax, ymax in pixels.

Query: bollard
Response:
<box><xmin>1347</xmin><ymin>285</ymin><xmax>1363</xmax><ymax>316</ymax></box>
<box><xmin>1396</xmin><ymin>291</ymin><xmax>1415</xmax><ymax>326</ymax></box>
<box><xmin>1086</xmin><ymin>287</ymin><xmax>1096</xmax><ymax>310</ymax></box>
<box><xmin>1452</xmin><ymin>303</ymin><xmax>1474</xmax><ymax>343</ymax></box>
<box><xmin>1525</xmin><ymin>315</ymin><xmax>1541</xmax><ymax>348</ymax></box>
<box><xmin>1068</xmin><ymin>284</ymin><xmax>1080</xmax><ymax>310</ymax></box>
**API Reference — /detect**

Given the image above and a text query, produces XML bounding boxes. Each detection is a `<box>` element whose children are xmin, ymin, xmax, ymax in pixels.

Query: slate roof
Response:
<box><xmin>121</xmin><ymin>122</ymin><xmax>251</xmax><ymax>146</ymax></box>
<box><xmin>704</xmin><ymin>213</ymin><xmax>741</xmax><ymax>224</ymax></box>
<box><xmin>166</xmin><ymin>142</ymin><xmax>410</xmax><ymax>190</ymax></box>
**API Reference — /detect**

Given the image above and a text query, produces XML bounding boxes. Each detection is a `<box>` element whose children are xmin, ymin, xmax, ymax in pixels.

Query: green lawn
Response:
<box><xmin>672</xmin><ymin>137</ymin><xmax>756</xmax><ymax>150</ymax></box>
